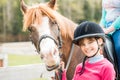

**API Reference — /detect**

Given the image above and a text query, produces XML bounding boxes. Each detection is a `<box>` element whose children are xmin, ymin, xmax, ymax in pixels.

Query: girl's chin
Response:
<box><xmin>86</xmin><ymin>54</ymin><xmax>95</xmax><ymax>57</ymax></box>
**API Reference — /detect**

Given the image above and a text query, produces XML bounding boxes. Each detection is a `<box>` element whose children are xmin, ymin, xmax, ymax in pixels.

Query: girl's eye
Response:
<box><xmin>88</xmin><ymin>41</ymin><xmax>93</xmax><ymax>44</ymax></box>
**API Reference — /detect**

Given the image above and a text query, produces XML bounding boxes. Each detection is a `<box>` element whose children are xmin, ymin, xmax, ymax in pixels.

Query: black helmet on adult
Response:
<box><xmin>73</xmin><ymin>21</ymin><xmax>105</xmax><ymax>45</ymax></box>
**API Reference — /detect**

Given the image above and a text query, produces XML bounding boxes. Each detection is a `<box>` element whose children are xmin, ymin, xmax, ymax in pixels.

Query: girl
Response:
<box><xmin>61</xmin><ymin>21</ymin><xmax>115</xmax><ymax>80</ymax></box>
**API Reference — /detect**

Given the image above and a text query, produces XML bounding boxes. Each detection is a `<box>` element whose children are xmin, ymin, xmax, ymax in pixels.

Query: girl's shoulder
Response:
<box><xmin>100</xmin><ymin>58</ymin><xmax>114</xmax><ymax>70</ymax></box>
<box><xmin>100</xmin><ymin>59</ymin><xmax>115</xmax><ymax>79</ymax></box>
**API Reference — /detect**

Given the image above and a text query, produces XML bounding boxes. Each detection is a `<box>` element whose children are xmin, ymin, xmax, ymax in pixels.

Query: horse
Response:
<box><xmin>20</xmin><ymin>0</ymin><xmax>84</xmax><ymax>79</ymax></box>
<box><xmin>20</xmin><ymin>0</ymin><xmax>119</xmax><ymax>80</ymax></box>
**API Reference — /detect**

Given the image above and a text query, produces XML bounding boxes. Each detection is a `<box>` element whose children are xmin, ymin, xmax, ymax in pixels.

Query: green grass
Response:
<box><xmin>8</xmin><ymin>54</ymin><xmax>49</xmax><ymax>80</ymax></box>
<box><xmin>8</xmin><ymin>54</ymin><xmax>43</xmax><ymax>66</ymax></box>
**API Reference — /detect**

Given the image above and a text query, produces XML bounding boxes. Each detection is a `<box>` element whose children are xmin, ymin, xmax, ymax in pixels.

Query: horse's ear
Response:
<box><xmin>48</xmin><ymin>0</ymin><xmax>57</xmax><ymax>9</ymax></box>
<box><xmin>20</xmin><ymin>0</ymin><xmax>28</xmax><ymax>14</ymax></box>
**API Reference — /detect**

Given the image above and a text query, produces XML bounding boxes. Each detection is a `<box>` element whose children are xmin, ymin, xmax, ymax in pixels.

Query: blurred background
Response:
<box><xmin>0</xmin><ymin>0</ymin><xmax>102</xmax><ymax>42</ymax></box>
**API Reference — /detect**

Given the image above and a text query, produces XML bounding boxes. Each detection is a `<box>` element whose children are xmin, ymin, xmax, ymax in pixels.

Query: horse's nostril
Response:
<box><xmin>53</xmin><ymin>49</ymin><xmax>57</xmax><ymax>56</ymax></box>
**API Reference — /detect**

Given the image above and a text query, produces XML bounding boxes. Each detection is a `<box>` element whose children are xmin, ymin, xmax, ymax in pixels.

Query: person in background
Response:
<box><xmin>100</xmin><ymin>0</ymin><xmax>120</xmax><ymax>74</ymax></box>
<box><xmin>61</xmin><ymin>21</ymin><xmax>115</xmax><ymax>80</ymax></box>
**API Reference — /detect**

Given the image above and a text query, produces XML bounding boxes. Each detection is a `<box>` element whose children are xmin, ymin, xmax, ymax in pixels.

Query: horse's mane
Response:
<box><xmin>23</xmin><ymin>3</ymin><xmax>77</xmax><ymax>39</ymax></box>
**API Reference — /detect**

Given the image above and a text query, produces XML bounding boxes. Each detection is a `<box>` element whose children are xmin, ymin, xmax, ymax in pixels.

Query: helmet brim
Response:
<box><xmin>72</xmin><ymin>33</ymin><xmax>105</xmax><ymax>45</ymax></box>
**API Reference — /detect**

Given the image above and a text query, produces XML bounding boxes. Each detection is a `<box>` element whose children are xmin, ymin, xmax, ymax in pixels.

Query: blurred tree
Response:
<box><xmin>83</xmin><ymin>0</ymin><xmax>92</xmax><ymax>21</ymax></box>
<box><xmin>58</xmin><ymin>0</ymin><xmax>102</xmax><ymax>24</ymax></box>
<box><xmin>0</xmin><ymin>0</ymin><xmax>7</xmax><ymax>41</ymax></box>
<box><xmin>93</xmin><ymin>1</ymin><xmax>102</xmax><ymax>22</ymax></box>
<box><xmin>12</xmin><ymin>0</ymin><xmax>23</xmax><ymax>35</ymax></box>
<box><xmin>0</xmin><ymin>5</ymin><xmax>3</xmax><ymax>33</ymax></box>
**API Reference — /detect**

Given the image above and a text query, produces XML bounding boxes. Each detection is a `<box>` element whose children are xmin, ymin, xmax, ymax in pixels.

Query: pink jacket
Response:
<box><xmin>62</xmin><ymin>58</ymin><xmax>115</xmax><ymax>80</ymax></box>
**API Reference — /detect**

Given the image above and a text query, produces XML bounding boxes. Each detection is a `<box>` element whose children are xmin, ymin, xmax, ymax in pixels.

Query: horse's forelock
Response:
<box><xmin>23</xmin><ymin>7</ymin><xmax>43</xmax><ymax>31</ymax></box>
<box><xmin>22</xmin><ymin>4</ymin><xmax>57</xmax><ymax>31</ymax></box>
<box><xmin>39</xmin><ymin>4</ymin><xmax>56</xmax><ymax>21</ymax></box>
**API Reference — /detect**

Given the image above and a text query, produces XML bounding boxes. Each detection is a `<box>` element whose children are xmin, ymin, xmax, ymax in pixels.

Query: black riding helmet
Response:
<box><xmin>73</xmin><ymin>21</ymin><xmax>105</xmax><ymax>45</ymax></box>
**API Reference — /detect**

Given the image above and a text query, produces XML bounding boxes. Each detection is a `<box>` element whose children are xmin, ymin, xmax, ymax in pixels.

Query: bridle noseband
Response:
<box><xmin>37</xmin><ymin>35</ymin><xmax>58</xmax><ymax>53</ymax></box>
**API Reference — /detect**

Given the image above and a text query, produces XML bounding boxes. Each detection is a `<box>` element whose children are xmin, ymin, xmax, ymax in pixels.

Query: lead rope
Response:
<box><xmin>54</xmin><ymin>44</ymin><xmax>74</xmax><ymax>80</ymax></box>
<box><xmin>65</xmin><ymin>44</ymin><xmax>75</xmax><ymax>71</ymax></box>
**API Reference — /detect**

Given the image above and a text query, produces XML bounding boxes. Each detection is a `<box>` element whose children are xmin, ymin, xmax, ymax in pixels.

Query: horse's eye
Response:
<box><xmin>28</xmin><ymin>27</ymin><xmax>32</xmax><ymax>32</ymax></box>
<box><xmin>28</xmin><ymin>26</ymin><xmax>36</xmax><ymax>32</ymax></box>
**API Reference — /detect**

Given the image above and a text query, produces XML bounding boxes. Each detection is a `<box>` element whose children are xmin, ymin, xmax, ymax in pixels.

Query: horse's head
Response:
<box><xmin>20</xmin><ymin>0</ymin><xmax>62</xmax><ymax>71</ymax></box>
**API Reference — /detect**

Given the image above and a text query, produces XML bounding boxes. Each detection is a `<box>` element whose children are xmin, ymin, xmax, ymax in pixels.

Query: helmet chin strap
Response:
<box><xmin>88</xmin><ymin>38</ymin><xmax>100</xmax><ymax>58</ymax></box>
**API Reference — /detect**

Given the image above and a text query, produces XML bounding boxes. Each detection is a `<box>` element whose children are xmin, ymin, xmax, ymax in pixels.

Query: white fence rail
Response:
<box><xmin>0</xmin><ymin>42</ymin><xmax>38</xmax><ymax>67</ymax></box>
<box><xmin>0</xmin><ymin>64</ymin><xmax>55</xmax><ymax>80</ymax></box>
<box><xmin>0</xmin><ymin>42</ymin><xmax>37</xmax><ymax>55</ymax></box>
<box><xmin>0</xmin><ymin>54</ymin><xmax>8</xmax><ymax>67</ymax></box>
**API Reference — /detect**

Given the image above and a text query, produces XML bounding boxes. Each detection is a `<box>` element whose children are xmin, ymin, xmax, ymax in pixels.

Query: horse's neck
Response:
<box><xmin>61</xmin><ymin>25</ymin><xmax>77</xmax><ymax>65</ymax></box>
<box><xmin>61</xmin><ymin>38</ymin><xmax>73</xmax><ymax>62</ymax></box>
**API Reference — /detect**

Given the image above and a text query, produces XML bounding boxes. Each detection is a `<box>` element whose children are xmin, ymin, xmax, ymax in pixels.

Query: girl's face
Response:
<box><xmin>78</xmin><ymin>37</ymin><xmax>103</xmax><ymax>57</ymax></box>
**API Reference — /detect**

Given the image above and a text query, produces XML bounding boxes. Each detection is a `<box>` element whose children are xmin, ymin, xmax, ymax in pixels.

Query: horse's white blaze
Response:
<box><xmin>38</xmin><ymin>16</ymin><xmax>51</xmax><ymax>35</ymax></box>
<box><xmin>38</xmin><ymin>16</ymin><xmax>60</xmax><ymax>67</ymax></box>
